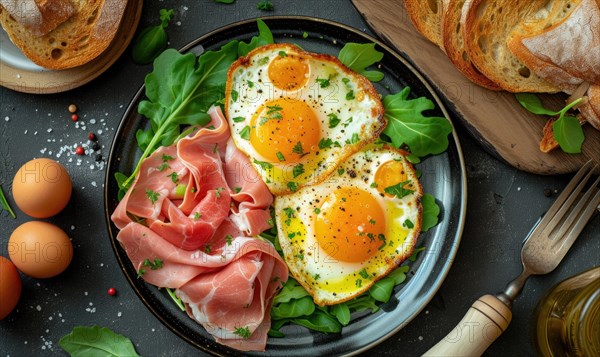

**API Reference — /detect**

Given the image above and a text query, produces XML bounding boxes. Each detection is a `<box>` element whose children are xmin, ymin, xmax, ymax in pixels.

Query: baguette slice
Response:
<box><xmin>404</xmin><ymin>0</ymin><xmax>449</xmax><ymax>50</ymax></box>
<box><xmin>462</xmin><ymin>0</ymin><xmax>562</xmax><ymax>93</ymax></box>
<box><xmin>578</xmin><ymin>85</ymin><xmax>600</xmax><ymax>130</ymax></box>
<box><xmin>442</xmin><ymin>0</ymin><xmax>500</xmax><ymax>90</ymax></box>
<box><xmin>508</xmin><ymin>0</ymin><xmax>600</xmax><ymax>89</ymax></box>
<box><xmin>0</xmin><ymin>0</ymin><xmax>75</xmax><ymax>36</ymax></box>
<box><xmin>0</xmin><ymin>0</ymin><xmax>127</xmax><ymax>69</ymax></box>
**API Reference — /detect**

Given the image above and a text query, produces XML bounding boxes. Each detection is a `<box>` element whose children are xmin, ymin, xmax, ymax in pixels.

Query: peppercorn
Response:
<box><xmin>92</xmin><ymin>142</ymin><xmax>101</xmax><ymax>151</ymax></box>
<box><xmin>95</xmin><ymin>154</ymin><xmax>103</xmax><ymax>162</ymax></box>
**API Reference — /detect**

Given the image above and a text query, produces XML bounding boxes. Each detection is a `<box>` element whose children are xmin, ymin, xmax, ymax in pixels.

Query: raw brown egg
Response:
<box><xmin>0</xmin><ymin>256</ymin><xmax>21</xmax><ymax>320</ymax></box>
<box><xmin>12</xmin><ymin>158</ymin><xmax>72</xmax><ymax>218</ymax></box>
<box><xmin>8</xmin><ymin>221</ymin><xmax>73</xmax><ymax>279</ymax></box>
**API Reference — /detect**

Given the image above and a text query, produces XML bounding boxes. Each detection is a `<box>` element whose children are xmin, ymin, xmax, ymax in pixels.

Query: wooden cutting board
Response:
<box><xmin>352</xmin><ymin>0</ymin><xmax>600</xmax><ymax>175</ymax></box>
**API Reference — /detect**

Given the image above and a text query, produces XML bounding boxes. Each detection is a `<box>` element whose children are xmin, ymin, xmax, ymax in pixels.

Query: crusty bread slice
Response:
<box><xmin>508</xmin><ymin>0</ymin><xmax>600</xmax><ymax>89</ymax></box>
<box><xmin>0</xmin><ymin>0</ymin><xmax>75</xmax><ymax>36</ymax></box>
<box><xmin>0</xmin><ymin>0</ymin><xmax>127</xmax><ymax>69</ymax></box>
<box><xmin>462</xmin><ymin>0</ymin><xmax>562</xmax><ymax>93</ymax></box>
<box><xmin>403</xmin><ymin>0</ymin><xmax>449</xmax><ymax>50</ymax></box>
<box><xmin>579</xmin><ymin>85</ymin><xmax>600</xmax><ymax>130</ymax></box>
<box><xmin>441</xmin><ymin>0</ymin><xmax>500</xmax><ymax>90</ymax></box>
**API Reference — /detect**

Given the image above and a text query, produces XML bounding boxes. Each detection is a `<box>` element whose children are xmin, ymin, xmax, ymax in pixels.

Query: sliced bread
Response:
<box><xmin>578</xmin><ymin>85</ymin><xmax>600</xmax><ymax>130</ymax></box>
<box><xmin>0</xmin><ymin>0</ymin><xmax>127</xmax><ymax>69</ymax></box>
<box><xmin>403</xmin><ymin>0</ymin><xmax>449</xmax><ymax>50</ymax></box>
<box><xmin>0</xmin><ymin>0</ymin><xmax>75</xmax><ymax>36</ymax></box>
<box><xmin>441</xmin><ymin>0</ymin><xmax>500</xmax><ymax>90</ymax></box>
<box><xmin>508</xmin><ymin>0</ymin><xmax>600</xmax><ymax>89</ymax></box>
<box><xmin>462</xmin><ymin>0</ymin><xmax>562</xmax><ymax>93</ymax></box>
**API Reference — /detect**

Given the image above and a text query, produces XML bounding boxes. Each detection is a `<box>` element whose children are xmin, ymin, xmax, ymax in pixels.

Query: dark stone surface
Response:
<box><xmin>0</xmin><ymin>1</ymin><xmax>598</xmax><ymax>356</ymax></box>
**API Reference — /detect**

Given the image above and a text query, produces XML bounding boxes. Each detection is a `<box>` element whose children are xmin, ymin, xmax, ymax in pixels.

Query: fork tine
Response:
<box><xmin>529</xmin><ymin>161</ymin><xmax>595</xmax><ymax>241</ymax></box>
<box><xmin>564</xmin><ymin>187</ymin><xmax>600</xmax><ymax>242</ymax></box>
<box><xmin>553</xmin><ymin>175</ymin><xmax>600</xmax><ymax>241</ymax></box>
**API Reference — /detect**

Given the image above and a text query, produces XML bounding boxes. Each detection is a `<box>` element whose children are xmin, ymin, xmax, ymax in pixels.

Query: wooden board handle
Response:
<box><xmin>423</xmin><ymin>295</ymin><xmax>512</xmax><ymax>357</ymax></box>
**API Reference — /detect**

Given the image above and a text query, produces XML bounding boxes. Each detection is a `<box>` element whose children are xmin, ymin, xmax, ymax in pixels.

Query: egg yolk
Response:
<box><xmin>267</xmin><ymin>54</ymin><xmax>309</xmax><ymax>91</ymax></box>
<box><xmin>374</xmin><ymin>160</ymin><xmax>409</xmax><ymax>197</ymax></box>
<box><xmin>315</xmin><ymin>187</ymin><xmax>386</xmax><ymax>263</ymax></box>
<box><xmin>250</xmin><ymin>98</ymin><xmax>321</xmax><ymax>163</ymax></box>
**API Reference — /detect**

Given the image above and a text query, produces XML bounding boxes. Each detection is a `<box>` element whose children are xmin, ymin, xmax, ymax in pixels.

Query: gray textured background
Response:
<box><xmin>1</xmin><ymin>0</ymin><xmax>598</xmax><ymax>356</ymax></box>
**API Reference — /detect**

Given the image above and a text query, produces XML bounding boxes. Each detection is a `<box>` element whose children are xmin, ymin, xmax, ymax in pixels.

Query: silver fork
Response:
<box><xmin>424</xmin><ymin>160</ymin><xmax>600</xmax><ymax>357</ymax></box>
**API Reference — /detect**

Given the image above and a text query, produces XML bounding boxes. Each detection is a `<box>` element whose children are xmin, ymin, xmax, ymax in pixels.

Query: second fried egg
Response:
<box><xmin>225</xmin><ymin>43</ymin><xmax>385</xmax><ymax>195</ymax></box>
<box><xmin>273</xmin><ymin>144</ymin><xmax>423</xmax><ymax>306</ymax></box>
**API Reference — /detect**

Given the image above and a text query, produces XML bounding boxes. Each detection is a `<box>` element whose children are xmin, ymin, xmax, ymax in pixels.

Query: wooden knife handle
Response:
<box><xmin>423</xmin><ymin>295</ymin><xmax>512</xmax><ymax>357</ymax></box>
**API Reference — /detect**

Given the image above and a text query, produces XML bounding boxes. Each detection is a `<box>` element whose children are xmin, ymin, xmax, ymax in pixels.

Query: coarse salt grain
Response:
<box><xmin>36</xmin><ymin>305</ymin><xmax>41</xmax><ymax>311</ymax></box>
<box><xmin>117</xmin><ymin>312</ymin><xmax>122</xmax><ymax>317</ymax></box>
<box><xmin>4</xmin><ymin>116</ymin><xmax>9</xmax><ymax>121</ymax></box>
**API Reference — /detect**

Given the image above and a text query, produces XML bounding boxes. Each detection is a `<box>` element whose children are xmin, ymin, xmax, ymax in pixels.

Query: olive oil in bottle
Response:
<box><xmin>534</xmin><ymin>267</ymin><xmax>600</xmax><ymax>357</ymax></box>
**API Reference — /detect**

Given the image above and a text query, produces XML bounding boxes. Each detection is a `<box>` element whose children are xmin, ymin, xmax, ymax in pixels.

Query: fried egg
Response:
<box><xmin>273</xmin><ymin>144</ymin><xmax>423</xmax><ymax>306</ymax></box>
<box><xmin>225</xmin><ymin>43</ymin><xmax>385</xmax><ymax>195</ymax></box>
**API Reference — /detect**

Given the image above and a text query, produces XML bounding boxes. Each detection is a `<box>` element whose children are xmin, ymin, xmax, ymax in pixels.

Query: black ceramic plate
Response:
<box><xmin>104</xmin><ymin>16</ymin><xmax>467</xmax><ymax>357</ymax></box>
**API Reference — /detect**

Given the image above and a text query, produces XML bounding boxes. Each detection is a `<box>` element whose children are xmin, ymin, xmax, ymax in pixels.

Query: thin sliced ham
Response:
<box><xmin>111</xmin><ymin>106</ymin><xmax>286</xmax><ymax>352</ymax></box>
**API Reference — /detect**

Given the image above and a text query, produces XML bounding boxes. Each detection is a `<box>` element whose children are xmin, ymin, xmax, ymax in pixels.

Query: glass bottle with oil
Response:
<box><xmin>534</xmin><ymin>266</ymin><xmax>600</xmax><ymax>357</ymax></box>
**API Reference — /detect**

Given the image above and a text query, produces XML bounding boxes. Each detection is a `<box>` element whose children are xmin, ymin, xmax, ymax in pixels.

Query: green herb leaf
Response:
<box><xmin>257</xmin><ymin>0</ymin><xmax>274</xmax><ymax>11</ymax></box>
<box><xmin>232</xmin><ymin>116</ymin><xmax>245</xmax><ymax>123</ymax></box>
<box><xmin>214</xmin><ymin>0</ymin><xmax>235</xmax><ymax>3</ymax></box>
<box><xmin>316</xmin><ymin>77</ymin><xmax>330</xmax><ymax>88</ymax></box>
<box><xmin>292</xmin><ymin>310</ymin><xmax>342</xmax><ymax>333</ymax></box>
<box><xmin>0</xmin><ymin>185</ymin><xmax>16</xmax><ymax>219</ymax></box>
<box><xmin>238</xmin><ymin>19</ymin><xmax>274</xmax><ymax>57</ymax></box>
<box><xmin>515</xmin><ymin>93</ymin><xmax>559</xmax><ymax>116</ymax></box>
<box><xmin>287</xmin><ymin>181</ymin><xmax>298</xmax><ymax>192</ymax></box>
<box><xmin>368</xmin><ymin>277</ymin><xmax>395</xmax><ymax>302</ymax></box>
<box><xmin>146</xmin><ymin>189</ymin><xmax>160</xmax><ymax>204</ymax></box>
<box><xmin>382</xmin><ymin>87</ymin><xmax>453</xmax><ymax>157</ymax></box>
<box><xmin>553</xmin><ymin>115</ymin><xmax>585</xmax><ymax>153</ymax></box>
<box><xmin>387</xmin><ymin>265</ymin><xmax>409</xmax><ymax>285</ymax></box>
<box><xmin>330</xmin><ymin>303</ymin><xmax>351</xmax><ymax>326</ymax></box>
<box><xmin>234</xmin><ymin>326</ymin><xmax>251</xmax><ymax>339</ymax></box>
<box><xmin>338</xmin><ymin>42</ymin><xmax>384</xmax><ymax>82</ymax></box>
<box><xmin>328</xmin><ymin>113</ymin><xmax>340</xmax><ymax>128</ymax></box>
<box><xmin>253</xmin><ymin>158</ymin><xmax>273</xmax><ymax>170</ymax></box>
<box><xmin>272</xmin><ymin>296</ymin><xmax>315</xmax><ymax>319</ymax></box>
<box><xmin>240</xmin><ymin>125</ymin><xmax>251</xmax><ymax>140</ymax></box>
<box><xmin>273</xmin><ymin>279</ymin><xmax>310</xmax><ymax>304</ymax></box>
<box><xmin>59</xmin><ymin>326</ymin><xmax>141</xmax><ymax>357</ymax></box>
<box><xmin>166</xmin><ymin>288</ymin><xmax>185</xmax><ymax>311</ymax></box>
<box><xmin>292</xmin><ymin>164</ymin><xmax>305</xmax><ymax>178</ymax></box>
<box><xmin>346</xmin><ymin>90</ymin><xmax>355</xmax><ymax>100</ymax></box>
<box><xmin>292</xmin><ymin>141</ymin><xmax>304</xmax><ymax>155</ymax></box>
<box><xmin>409</xmin><ymin>246</ymin><xmax>426</xmax><ymax>262</ymax></box>
<box><xmin>384</xmin><ymin>180</ymin><xmax>414</xmax><ymax>199</ymax></box>
<box><xmin>421</xmin><ymin>193</ymin><xmax>440</xmax><ymax>232</ymax></box>
<box><xmin>131</xmin><ymin>9</ymin><xmax>174</xmax><ymax>65</ymax></box>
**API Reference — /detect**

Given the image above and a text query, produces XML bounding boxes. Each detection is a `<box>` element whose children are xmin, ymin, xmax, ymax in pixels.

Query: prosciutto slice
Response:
<box><xmin>111</xmin><ymin>106</ymin><xmax>287</xmax><ymax>351</ymax></box>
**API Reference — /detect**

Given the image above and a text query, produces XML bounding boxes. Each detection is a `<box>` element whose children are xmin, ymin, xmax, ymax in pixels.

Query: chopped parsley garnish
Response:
<box><xmin>225</xmin><ymin>234</ymin><xmax>233</xmax><ymax>245</ymax></box>
<box><xmin>212</xmin><ymin>143</ymin><xmax>218</xmax><ymax>153</ymax></box>
<box><xmin>233</xmin><ymin>187</ymin><xmax>242</xmax><ymax>193</ymax></box>
<box><xmin>328</xmin><ymin>113</ymin><xmax>341</xmax><ymax>128</ymax></box>
<box><xmin>231</xmin><ymin>89</ymin><xmax>239</xmax><ymax>102</ymax></box>
<box><xmin>355</xmin><ymin>279</ymin><xmax>362</xmax><ymax>288</ymax></box>
<box><xmin>204</xmin><ymin>245</ymin><xmax>212</xmax><ymax>254</ymax></box>
<box><xmin>296</xmin><ymin>253</ymin><xmax>304</xmax><ymax>260</ymax></box>
<box><xmin>313</xmin><ymin>207</ymin><xmax>321</xmax><ymax>214</ymax></box>
<box><xmin>253</xmin><ymin>158</ymin><xmax>273</xmax><ymax>170</ymax></box>
<box><xmin>343</xmin><ymin>117</ymin><xmax>354</xmax><ymax>127</ymax></box>
<box><xmin>232</xmin><ymin>116</ymin><xmax>245</xmax><ymax>123</ymax></box>
<box><xmin>278</xmin><ymin>51</ymin><xmax>287</xmax><ymax>57</ymax></box>
<box><xmin>247</xmin><ymin>80</ymin><xmax>254</xmax><ymax>88</ymax></box>
<box><xmin>137</xmin><ymin>268</ymin><xmax>146</xmax><ymax>278</ymax></box>
<box><xmin>345</xmin><ymin>133</ymin><xmax>360</xmax><ymax>145</ymax></box>
<box><xmin>318</xmin><ymin>138</ymin><xmax>341</xmax><ymax>149</ymax></box>
<box><xmin>316</xmin><ymin>77</ymin><xmax>330</xmax><ymax>88</ymax></box>
<box><xmin>342</xmin><ymin>78</ymin><xmax>350</xmax><ymax>86</ymax></box>
<box><xmin>162</xmin><ymin>154</ymin><xmax>174</xmax><ymax>162</ymax></box>
<box><xmin>287</xmin><ymin>181</ymin><xmax>298</xmax><ymax>192</ymax></box>
<box><xmin>358</xmin><ymin>268</ymin><xmax>370</xmax><ymax>279</ymax></box>
<box><xmin>145</xmin><ymin>189</ymin><xmax>160</xmax><ymax>205</ymax></box>
<box><xmin>234</xmin><ymin>326</ymin><xmax>251</xmax><ymax>339</ymax></box>
<box><xmin>258</xmin><ymin>57</ymin><xmax>269</xmax><ymax>65</ymax></box>
<box><xmin>283</xmin><ymin>207</ymin><xmax>296</xmax><ymax>218</ymax></box>
<box><xmin>215</xmin><ymin>187</ymin><xmax>224</xmax><ymax>198</ymax></box>
<box><xmin>292</xmin><ymin>141</ymin><xmax>304</xmax><ymax>155</ymax></box>
<box><xmin>369</xmin><ymin>218</ymin><xmax>376</xmax><ymax>225</ymax></box>
<box><xmin>276</xmin><ymin>152</ymin><xmax>286</xmax><ymax>162</ymax></box>
<box><xmin>288</xmin><ymin>232</ymin><xmax>296</xmax><ymax>239</ymax></box>
<box><xmin>167</xmin><ymin>172</ymin><xmax>178</xmax><ymax>183</ymax></box>
<box><xmin>370</xmin><ymin>182</ymin><xmax>378</xmax><ymax>188</ymax></box>
<box><xmin>346</xmin><ymin>90</ymin><xmax>355</xmax><ymax>100</ymax></box>
<box><xmin>260</xmin><ymin>105</ymin><xmax>283</xmax><ymax>125</ymax></box>
<box><xmin>239</xmin><ymin>126</ymin><xmax>250</xmax><ymax>140</ymax></box>
<box><xmin>403</xmin><ymin>219</ymin><xmax>415</xmax><ymax>229</ymax></box>
<box><xmin>157</xmin><ymin>162</ymin><xmax>170</xmax><ymax>172</ymax></box>
<box><xmin>292</xmin><ymin>163</ymin><xmax>304</xmax><ymax>178</ymax></box>
<box><xmin>193</xmin><ymin>212</ymin><xmax>201</xmax><ymax>221</ymax></box>
<box><xmin>338</xmin><ymin>168</ymin><xmax>345</xmax><ymax>176</ymax></box>
<box><xmin>384</xmin><ymin>180</ymin><xmax>414</xmax><ymax>199</ymax></box>
<box><xmin>142</xmin><ymin>258</ymin><xmax>164</xmax><ymax>270</ymax></box>
<box><xmin>313</xmin><ymin>273</ymin><xmax>320</xmax><ymax>280</ymax></box>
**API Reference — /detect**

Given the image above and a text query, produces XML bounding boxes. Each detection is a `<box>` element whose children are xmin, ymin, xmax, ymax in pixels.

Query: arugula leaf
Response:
<box><xmin>272</xmin><ymin>296</ymin><xmax>315</xmax><ymax>319</ymax></box>
<box><xmin>292</xmin><ymin>310</ymin><xmax>342</xmax><ymax>333</ymax></box>
<box><xmin>0</xmin><ymin>185</ymin><xmax>16</xmax><ymax>218</ymax></box>
<box><xmin>257</xmin><ymin>0</ymin><xmax>274</xmax><ymax>11</ymax></box>
<box><xmin>59</xmin><ymin>326</ymin><xmax>141</xmax><ymax>357</ymax></box>
<box><xmin>273</xmin><ymin>279</ymin><xmax>310</xmax><ymax>304</ymax></box>
<box><xmin>330</xmin><ymin>303</ymin><xmax>351</xmax><ymax>326</ymax></box>
<box><xmin>131</xmin><ymin>9</ymin><xmax>174</xmax><ymax>65</ymax></box>
<box><xmin>382</xmin><ymin>87</ymin><xmax>453</xmax><ymax>157</ymax></box>
<box><xmin>120</xmin><ymin>41</ymin><xmax>239</xmax><ymax>194</ymax></box>
<box><xmin>238</xmin><ymin>19</ymin><xmax>274</xmax><ymax>57</ymax></box>
<box><xmin>516</xmin><ymin>94</ymin><xmax>585</xmax><ymax>154</ymax></box>
<box><xmin>368</xmin><ymin>277</ymin><xmax>395</xmax><ymax>302</ymax></box>
<box><xmin>338</xmin><ymin>43</ymin><xmax>384</xmax><ymax>82</ymax></box>
<box><xmin>421</xmin><ymin>193</ymin><xmax>440</xmax><ymax>232</ymax></box>
<box><xmin>214</xmin><ymin>0</ymin><xmax>235</xmax><ymax>3</ymax></box>
<box><xmin>166</xmin><ymin>288</ymin><xmax>185</xmax><ymax>311</ymax></box>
